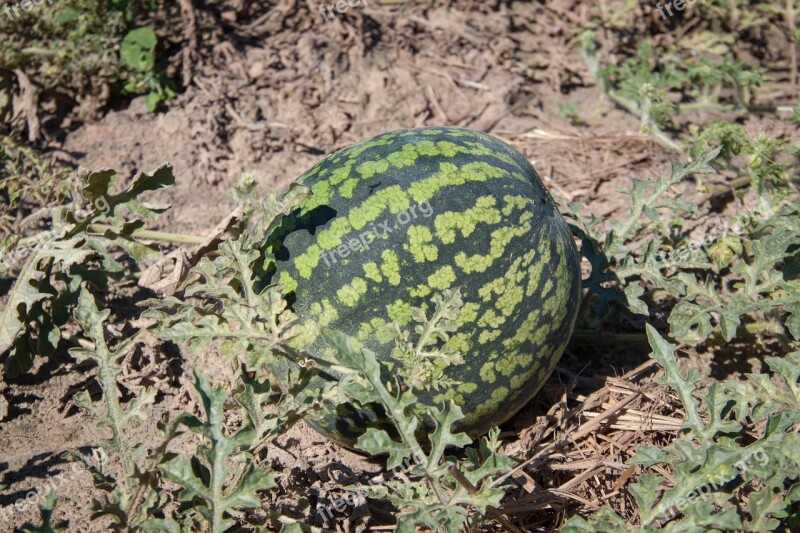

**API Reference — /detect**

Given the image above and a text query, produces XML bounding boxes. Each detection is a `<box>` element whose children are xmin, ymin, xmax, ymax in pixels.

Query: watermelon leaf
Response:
<box><xmin>322</xmin><ymin>293</ymin><xmax>512</xmax><ymax>531</ymax></box>
<box><xmin>564</xmin><ymin>148</ymin><xmax>720</xmax><ymax>328</ymax></box>
<box><xmin>390</xmin><ymin>288</ymin><xmax>464</xmax><ymax>391</ymax></box>
<box><xmin>565</xmin><ymin>331</ymin><xmax>800</xmax><ymax>531</ymax></box>
<box><xmin>1</xmin><ymin>166</ymin><xmax>174</xmax><ymax>377</ymax></box>
<box><xmin>144</xmin><ymin>182</ymin><xmax>311</xmax><ymax>370</ymax></box>
<box><xmin>159</xmin><ymin>370</ymin><xmax>277</xmax><ymax>533</ymax></box>
<box><xmin>563</xmin><ymin>146</ymin><xmax>800</xmax><ymax>349</ymax></box>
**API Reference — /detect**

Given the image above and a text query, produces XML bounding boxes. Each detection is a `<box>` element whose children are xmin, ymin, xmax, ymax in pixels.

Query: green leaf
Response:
<box><xmin>234</xmin><ymin>368</ymin><xmax>274</xmax><ymax>439</ymax></box>
<box><xmin>120</xmin><ymin>27</ymin><xmax>157</xmax><ymax>72</ymax></box>
<box><xmin>1</xmin><ymin>237</ymin><xmax>92</xmax><ymax>374</ymax></box>
<box><xmin>623</xmin><ymin>282</ymin><xmax>649</xmax><ymax>315</ymax></box>
<box><xmin>426</xmin><ymin>402</ymin><xmax>472</xmax><ymax>471</ymax></box>
<box><xmin>629</xmin><ymin>444</ymin><xmax>671</xmax><ymax>466</ymax></box>
<box><xmin>54</xmin><ymin>7</ymin><xmax>79</xmax><ymax>24</ymax></box>
<box><xmin>144</xmin><ymin>92</ymin><xmax>160</xmax><ymax>112</ymax></box>
<box><xmin>646</xmin><ymin>324</ymin><xmax>705</xmax><ymax>435</ymax></box>
<box><xmin>390</xmin><ymin>288</ymin><xmax>464</xmax><ymax>390</ymax></box>
<box><xmin>357</xmin><ymin>428</ymin><xmax>414</xmax><ymax>470</ymax></box>
<box><xmin>159</xmin><ymin>370</ymin><xmax>277</xmax><ymax>532</ymax></box>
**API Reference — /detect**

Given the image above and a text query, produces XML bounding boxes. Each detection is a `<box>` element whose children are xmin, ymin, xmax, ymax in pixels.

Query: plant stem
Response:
<box><xmin>208</xmin><ymin>399</ymin><xmax>228</xmax><ymax>533</ymax></box>
<box><xmin>97</xmin><ymin>356</ymin><xmax>135</xmax><ymax>479</ymax></box>
<box><xmin>21</xmin><ymin>47</ymin><xmax>58</xmax><ymax>57</ymax></box>
<box><xmin>211</xmin><ymin>448</ymin><xmax>227</xmax><ymax>533</ymax></box>
<box><xmin>88</xmin><ymin>224</ymin><xmax>206</xmax><ymax>244</ymax></box>
<box><xmin>15</xmin><ymin>225</ymin><xmax>206</xmax><ymax>246</ymax></box>
<box><xmin>233</xmin><ymin>247</ymin><xmax>257</xmax><ymax>307</ymax></box>
<box><xmin>677</xmin><ymin>101</ymin><xmax>794</xmax><ymax>113</ymax></box>
<box><xmin>370</xmin><ymin>382</ymin><xmax>449</xmax><ymax>506</ymax></box>
<box><xmin>741</xmin><ymin>321</ymin><xmax>781</xmax><ymax>335</ymax></box>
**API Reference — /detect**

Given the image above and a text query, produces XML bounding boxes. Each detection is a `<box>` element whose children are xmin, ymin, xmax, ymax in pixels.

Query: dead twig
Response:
<box><xmin>13</xmin><ymin>69</ymin><xmax>40</xmax><ymax>142</ymax></box>
<box><xmin>178</xmin><ymin>0</ymin><xmax>199</xmax><ymax>87</ymax></box>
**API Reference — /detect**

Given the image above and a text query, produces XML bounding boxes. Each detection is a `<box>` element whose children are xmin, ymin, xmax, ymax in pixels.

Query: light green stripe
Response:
<box><xmin>407</xmin><ymin>161</ymin><xmax>514</xmax><ymax>203</ymax></box>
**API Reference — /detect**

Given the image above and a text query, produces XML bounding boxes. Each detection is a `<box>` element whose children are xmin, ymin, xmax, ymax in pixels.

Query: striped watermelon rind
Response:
<box><xmin>262</xmin><ymin>127</ymin><xmax>581</xmax><ymax>444</ymax></box>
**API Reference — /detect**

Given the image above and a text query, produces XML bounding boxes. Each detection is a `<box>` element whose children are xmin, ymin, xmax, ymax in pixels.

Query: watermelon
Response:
<box><xmin>263</xmin><ymin>127</ymin><xmax>581</xmax><ymax>443</ymax></box>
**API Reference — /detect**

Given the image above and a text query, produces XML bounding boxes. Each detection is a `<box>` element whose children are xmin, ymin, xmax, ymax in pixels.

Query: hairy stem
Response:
<box><xmin>16</xmin><ymin>224</ymin><xmax>205</xmax><ymax>246</ymax></box>
<box><xmin>97</xmin><ymin>354</ymin><xmax>135</xmax><ymax>480</ymax></box>
<box><xmin>88</xmin><ymin>224</ymin><xmax>206</xmax><ymax>244</ymax></box>
<box><xmin>369</xmin><ymin>381</ymin><xmax>449</xmax><ymax>506</ymax></box>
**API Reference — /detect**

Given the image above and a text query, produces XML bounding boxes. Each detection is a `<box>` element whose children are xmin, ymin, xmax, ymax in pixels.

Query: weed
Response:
<box><xmin>0</xmin><ymin>0</ymin><xmax>174</xmax><ymax>116</ymax></box>
<box><xmin>119</xmin><ymin>26</ymin><xmax>175</xmax><ymax>112</ymax></box>
<box><xmin>0</xmin><ymin>132</ymin><xmax>72</xmax><ymax>226</ymax></box>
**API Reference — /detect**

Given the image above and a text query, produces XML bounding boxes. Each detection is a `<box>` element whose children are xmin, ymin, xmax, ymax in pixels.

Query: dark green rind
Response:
<box><xmin>261</xmin><ymin>127</ymin><xmax>581</xmax><ymax>445</ymax></box>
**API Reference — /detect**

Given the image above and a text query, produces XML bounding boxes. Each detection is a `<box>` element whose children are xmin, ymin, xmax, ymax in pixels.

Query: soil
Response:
<box><xmin>1</xmin><ymin>1</ymin><xmax>797</xmax><ymax>531</ymax></box>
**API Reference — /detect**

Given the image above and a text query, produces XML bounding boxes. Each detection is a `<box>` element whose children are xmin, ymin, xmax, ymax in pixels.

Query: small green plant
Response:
<box><xmin>667</xmin><ymin>200</ymin><xmax>800</xmax><ymax>345</ymax></box>
<box><xmin>689</xmin><ymin>122</ymin><xmax>800</xmax><ymax>194</ymax></box>
<box><xmin>119</xmin><ymin>26</ymin><xmax>175</xmax><ymax>112</ymax></box>
<box><xmin>0</xmin><ymin>0</ymin><xmax>174</xmax><ymax>115</ymax></box>
<box><xmin>143</xmin><ymin>182</ymin><xmax>326</xmax><ymax>448</ymax></box>
<box><xmin>579</xmin><ymin>30</ymin><xmax>766</xmax><ymax>152</ymax></box>
<box><xmin>68</xmin><ymin>290</ymin><xmax>169</xmax><ymax>530</ymax></box>
<box><xmin>68</xmin><ymin>304</ymin><xmax>289</xmax><ymax>531</ymax></box>
<box><xmin>66</xmin><ymin>304</ymin><xmax>291</xmax><ymax>532</ymax></box>
<box><xmin>557</xmin><ymin>102</ymin><xmax>585</xmax><ymax>126</ymax></box>
<box><xmin>389</xmin><ymin>288</ymin><xmax>465</xmax><ymax>391</ymax></box>
<box><xmin>143</xmin><ymin>183</ymin><xmax>313</xmax><ymax>374</ymax></box>
<box><xmin>562</xmin><ymin>136</ymin><xmax>799</xmax><ymax>346</ymax></box>
<box><xmin>561</xmin><ymin>148</ymin><xmax>720</xmax><ymax>327</ymax></box>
